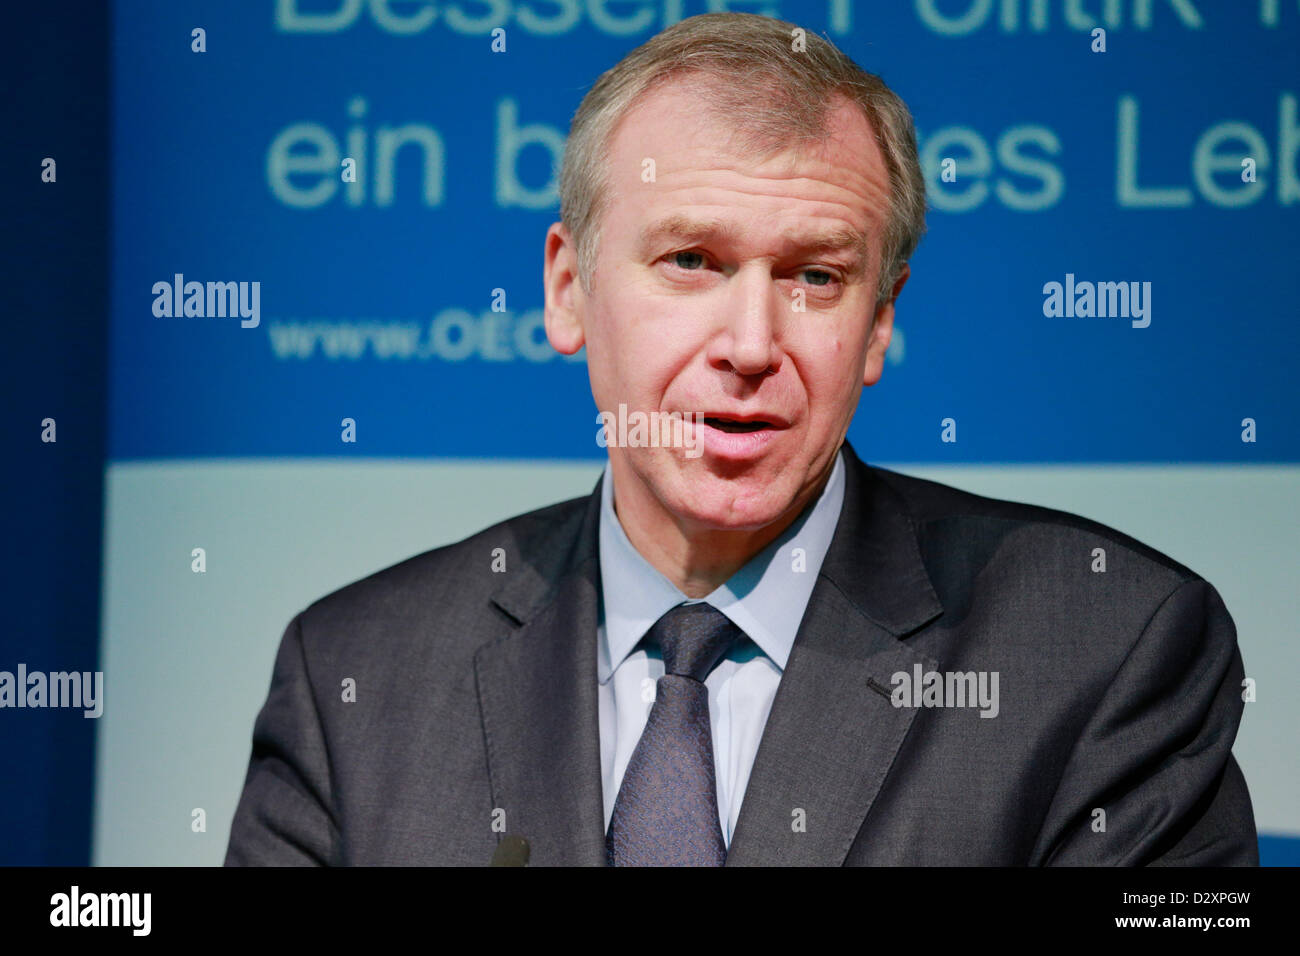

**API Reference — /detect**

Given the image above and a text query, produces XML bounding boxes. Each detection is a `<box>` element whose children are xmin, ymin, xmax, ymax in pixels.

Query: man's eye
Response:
<box><xmin>663</xmin><ymin>253</ymin><xmax>837</xmax><ymax>288</ymax></box>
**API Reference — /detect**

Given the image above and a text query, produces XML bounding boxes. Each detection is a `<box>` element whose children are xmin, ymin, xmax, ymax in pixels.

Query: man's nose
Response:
<box><xmin>711</xmin><ymin>264</ymin><xmax>782</xmax><ymax>378</ymax></box>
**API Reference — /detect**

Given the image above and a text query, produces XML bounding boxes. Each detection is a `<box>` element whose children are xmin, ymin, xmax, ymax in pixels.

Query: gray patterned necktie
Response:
<box><xmin>606</xmin><ymin>602</ymin><xmax>745</xmax><ymax>866</ymax></box>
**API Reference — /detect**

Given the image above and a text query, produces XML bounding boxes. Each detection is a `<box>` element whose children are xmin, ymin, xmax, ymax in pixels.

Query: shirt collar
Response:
<box><xmin>597</xmin><ymin>448</ymin><xmax>846</xmax><ymax>683</ymax></box>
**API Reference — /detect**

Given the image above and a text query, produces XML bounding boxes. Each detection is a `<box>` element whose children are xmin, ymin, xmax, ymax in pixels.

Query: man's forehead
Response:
<box><xmin>610</xmin><ymin>80</ymin><xmax>882</xmax><ymax>170</ymax></box>
<box><xmin>606</xmin><ymin>83</ymin><xmax>890</xmax><ymax>238</ymax></box>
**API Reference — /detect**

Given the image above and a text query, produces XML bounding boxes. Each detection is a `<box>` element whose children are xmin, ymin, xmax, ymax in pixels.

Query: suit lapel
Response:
<box><xmin>474</xmin><ymin>476</ymin><xmax>608</xmax><ymax>866</ymax></box>
<box><xmin>726</xmin><ymin>443</ymin><xmax>944</xmax><ymax>866</ymax></box>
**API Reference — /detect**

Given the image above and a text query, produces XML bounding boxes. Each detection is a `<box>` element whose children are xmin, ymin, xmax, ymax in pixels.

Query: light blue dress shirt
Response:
<box><xmin>597</xmin><ymin>448</ymin><xmax>847</xmax><ymax>848</ymax></box>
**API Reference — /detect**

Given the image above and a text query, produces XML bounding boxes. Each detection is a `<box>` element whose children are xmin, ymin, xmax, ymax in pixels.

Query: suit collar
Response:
<box><xmin>477</xmin><ymin>441</ymin><xmax>945</xmax><ymax>865</ymax></box>
<box><xmin>821</xmin><ymin>441</ymin><xmax>944</xmax><ymax>636</ymax></box>
<box><xmin>487</xmin><ymin>474</ymin><xmax>603</xmax><ymax>628</ymax></box>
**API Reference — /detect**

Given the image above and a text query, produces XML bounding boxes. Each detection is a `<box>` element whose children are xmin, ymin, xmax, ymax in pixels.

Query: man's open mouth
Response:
<box><xmin>703</xmin><ymin>417</ymin><xmax>773</xmax><ymax>433</ymax></box>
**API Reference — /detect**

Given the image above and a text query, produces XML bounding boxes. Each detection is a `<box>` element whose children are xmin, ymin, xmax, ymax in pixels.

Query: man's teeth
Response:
<box><xmin>704</xmin><ymin>417</ymin><xmax>770</xmax><ymax>433</ymax></box>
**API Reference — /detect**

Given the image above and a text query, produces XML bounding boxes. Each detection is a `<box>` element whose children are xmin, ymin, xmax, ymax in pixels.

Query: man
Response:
<box><xmin>225</xmin><ymin>13</ymin><xmax>1256</xmax><ymax>866</ymax></box>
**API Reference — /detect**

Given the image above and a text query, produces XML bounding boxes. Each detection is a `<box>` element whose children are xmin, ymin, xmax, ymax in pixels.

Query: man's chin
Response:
<box><xmin>664</xmin><ymin>478</ymin><xmax>796</xmax><ymax>533</ymax></box>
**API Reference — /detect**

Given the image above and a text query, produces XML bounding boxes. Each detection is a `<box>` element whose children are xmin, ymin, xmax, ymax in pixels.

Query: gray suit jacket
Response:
<box><xmin>225</xmin><ymin>442</ymin><xmax>1257</xmax><ymax>865</ymax></box>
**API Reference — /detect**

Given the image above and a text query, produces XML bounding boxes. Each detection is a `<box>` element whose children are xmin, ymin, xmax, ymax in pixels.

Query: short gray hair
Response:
<box><xmin>557</xmin><ymin>12</ymin><xmax>927</xmax><ymax>306</ymax></box>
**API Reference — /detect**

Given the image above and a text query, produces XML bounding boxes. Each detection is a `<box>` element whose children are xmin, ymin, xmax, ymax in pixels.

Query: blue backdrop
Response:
<box><xmin>110</xmin><ymin>0</ymin><xmax>1298</xmax><ymax>463</ymax></box>
<box><xmin>6</xmin><ymin>0</ymin><xmax>1296</xmax><ymax>867</ymax></box>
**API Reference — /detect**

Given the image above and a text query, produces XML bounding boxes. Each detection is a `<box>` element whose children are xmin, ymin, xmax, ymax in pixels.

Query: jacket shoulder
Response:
<box><xmin>868</xmin><ymin>465</ymin><xmax>1202</xmax><ymax>585</ymax></box>
<box><xmin>296</xmin><ymin>490</ymin><xmax>591</xmax><ymax>644</ymax></box>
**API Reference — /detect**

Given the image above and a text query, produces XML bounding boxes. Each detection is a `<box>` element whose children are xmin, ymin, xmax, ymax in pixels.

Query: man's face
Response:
<box><xmin>545</xmin><ymin>79</ymin><xmax>904</xmax><ymax>534</ymax></box>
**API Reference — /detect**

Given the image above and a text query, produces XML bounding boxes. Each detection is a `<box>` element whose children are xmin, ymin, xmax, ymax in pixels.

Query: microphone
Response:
<box><xmin>489</xmin><ymin>835</ymin><xmax>531</xmax><ymax>867</ymax></box>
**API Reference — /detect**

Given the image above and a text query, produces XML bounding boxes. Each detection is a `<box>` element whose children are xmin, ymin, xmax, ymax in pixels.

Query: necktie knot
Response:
<box><xmin>645</xmin><ymin>603</ymin><xmax>742</xmax><ymax>682</ymax></box>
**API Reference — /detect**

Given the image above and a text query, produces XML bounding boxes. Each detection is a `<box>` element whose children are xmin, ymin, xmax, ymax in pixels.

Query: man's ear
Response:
<box><xmin>543</xmin><ymin>222</ymin><xmax>586</xmax><ymax>355</ymax></box>
<box><xmin>863</xmin><ymin>262</ymin><xmax>908</xmax><ymax>387</ymax></box>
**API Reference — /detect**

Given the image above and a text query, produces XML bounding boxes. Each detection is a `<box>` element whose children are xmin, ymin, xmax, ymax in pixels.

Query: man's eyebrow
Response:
<box><xmin>636</xmin><ymin>214</ymin><xmax>871</xmax><ymax>268</ymax></box>
<box><xmin>636</xmin><ymin>216</ymin><xmax>740</xmax><ymax>258</ymax></box>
